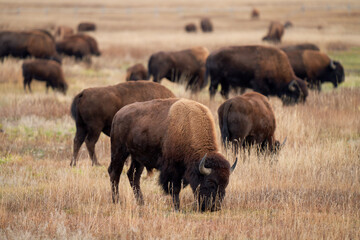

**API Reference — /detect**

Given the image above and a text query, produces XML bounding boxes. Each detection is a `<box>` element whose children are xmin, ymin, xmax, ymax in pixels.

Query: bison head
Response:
<box><xmin>329</xmin><ymin>60</ymin><xmax>345</xmax><ymax>88</ymax></box>
<box><xmin>57</xmin><ymin>82</ymin><xmax>68</xmax><ymax>95</ymax></box>
<box><xmin>196</xmin><ymin>153</ymin><xmax>237</xmax><ymax>212</ymax></box>
<box><xmin>281</xmin><ymin>78</ymin><xmax>308</xmax><ymax>105</ymax></box>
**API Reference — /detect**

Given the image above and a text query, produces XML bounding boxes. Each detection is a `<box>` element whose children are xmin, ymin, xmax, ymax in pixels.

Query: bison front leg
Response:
<box><xmin>127</xmin><ymin>160</ymin><xmax>145</xmax><ymax>205</ymax></box>
<box><xmin>108</xmin><ymin>145</ymin><xmax>129</xmax><ymax>204</ymax></box>
<box><xmin>160</xmin><ymin>170</ymin><xmax>182</xmax><ymax>211</ymax></box>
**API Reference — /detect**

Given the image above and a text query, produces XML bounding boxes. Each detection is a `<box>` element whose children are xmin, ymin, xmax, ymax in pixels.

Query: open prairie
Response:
<box><xmin>0</xmin><ymin>0</ymin><xmax>360</xmax><ymax>239</ymax></box>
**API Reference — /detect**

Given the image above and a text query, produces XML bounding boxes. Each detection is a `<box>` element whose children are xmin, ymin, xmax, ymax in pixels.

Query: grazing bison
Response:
<box><xmin>284</xmin><ymin>50</ymin><xmax>345</xmax><ymax>91</ymax></box>
<box><xmin>218</xmin><ymin>92</ymin><xmax>286</xmax><ymax>154</ymax></box>
<box><xmin>77</xmin><ymin>22</ymin><xmax>96</xmax><ymax>32</ymax></box>
<box><xmin>70</xmin><ymin>81</ymin><xmax>175</xmax><ymax>167</ymax></box>
<box><xmin>56</xmin><ymin>34</ymin><xmax>100</xmax><ymax>60</ymax></box>
<box><xmin>284</xmin><ymin>21</ymin><xmax>293</xmax><ymax>28</ymax></box>
<box><xmin>251</xmin><ymin>8</ymin><xmax>260</xmax><ymax>19</ymax></box>
<box><xmin>185</xmin><ymin>23</ymin><xmax>197</xmax><ymax>32</ymax></box>
<box><xmin>126</xmin><ymin>63</ymin><xmax>148</xmax><ymax>81</ymax></box>
<box><xmin>200</xmin><ymin>18</ymin><xmax>213</xmax><ymax>32</ymax></box>
<box><xmin>109</xmin><ymin>98</ymin><xmax>237</xmax><ymax>211</ymax></box>
<box><xmin>262</xmin><ymin>21</ymin><xmax>284</xmax><ymax>44</ymax></box>
<box><xmin>22</xmin><ymin>59</ymin><xmax>68</xmax><ymax>94</ymax></box>
<box><xmin>206</xmin><ymin>45</ymin><xmax>308</xmax><ymax>105</ymax></box>
<box><xmin>0</xmin><ymin>30</ymin><xmax>61</xmax><ymax>63</ymax></box>
<box><xmin>281</xmin><ymin>43</ymin><xmax>320</xmax><ymax>52</ymax></box>
<box><xmin>54</xmin><ymin>25</ymin><xmax>74</xmax><ymax>40</ymax></box>
<box><xmin>148</xmin><ymin>47</ymin><xmax>209</xmax><ymax>92</ymax></box>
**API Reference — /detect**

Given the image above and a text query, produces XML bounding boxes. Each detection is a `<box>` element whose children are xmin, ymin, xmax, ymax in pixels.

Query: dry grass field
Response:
<box><xmin>1</xmin><ymin>0</ymin><xmax>360</xmax><ymax>239</ymax></box>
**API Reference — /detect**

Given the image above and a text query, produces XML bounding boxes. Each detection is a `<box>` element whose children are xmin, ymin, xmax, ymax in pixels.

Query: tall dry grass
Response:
<box><xmin>1</xmin><ymin>0</ymin><xmax>360</xmax><ymax>239</ymax></box>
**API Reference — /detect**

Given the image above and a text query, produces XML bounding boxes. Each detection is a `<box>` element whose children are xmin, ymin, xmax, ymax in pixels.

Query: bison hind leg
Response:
<box><xmin>70</xmin><ymin>125</ymin><xmax>88</xmax><ymax>167</ymax></box>
<box><xmin>108</xmin><ymin>144</ymin><xmax>130</xmax><ymax>204</ymax></box>
<box><xmin>127</xmin><ymin>159</ymin><xmax>145</xmax><ymax>205</ymax></box>
<box><xmin>84</xmin><ymin>129</ymin><xmax>102</xmax><ymax>166</ymax></box>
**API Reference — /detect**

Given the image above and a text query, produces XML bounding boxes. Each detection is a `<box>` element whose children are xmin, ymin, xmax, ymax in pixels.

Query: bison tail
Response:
<box><xmin>221</xmin><ymin>102</ymin><xmax>232</xmax><ymax>146</ymax></box>
<box><xmin>70</xmin><ymin>92</ymin><xmax>82</xmax><ymax>121</ymax></box>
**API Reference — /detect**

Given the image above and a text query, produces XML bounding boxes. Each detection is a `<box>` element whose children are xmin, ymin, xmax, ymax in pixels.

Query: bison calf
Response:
<box><xmin>22</xmin><ymin>59</ymin><xmax>68</xmax><ymax>94</ymax></box>
<box><xmin>125</xmin><ymin>63</ymin><xmax>148</xmax><ymax>81</ymax></box>
<box><xmin>70</xmin><ymin>81</ymin><xmax>175</xmax><ymax>167</ymax></box>
<box><xmin>109</xmin><ymin>98</ymin><xmax>237</xmax><ymax>211</ymax></box>
<box><xmin>262</xmin><ymin>21</ymin><xmax>284</xmax><ymax>44</ymax></box>
<box><xmin>218</xmin><ymin>92</ymin><xmax>285</xmax><ymax>154</ymax></box>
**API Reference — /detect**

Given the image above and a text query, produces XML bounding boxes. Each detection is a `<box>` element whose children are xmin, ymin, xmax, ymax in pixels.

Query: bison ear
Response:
<box><xmin>329</xmin><ymin>60</ymin><xmax>336</xmax><ymax>70</ymax></box>
<box><xmin>199</xmin><ymin>154</ymin><xmax>212</xmax><ymax>176</ymax></box>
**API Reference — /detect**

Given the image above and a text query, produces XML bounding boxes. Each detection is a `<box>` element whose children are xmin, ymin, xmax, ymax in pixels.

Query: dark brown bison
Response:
<box><xmin>284</xmin><ymin>50</ymin><xmax>345</xmax><ymax>91</ymax></box>
<box><xmin>281</xmin><ymin>43</ymin><xmax>320</xmax><ymax>52</ymax></box>
<box><xmin>109</xmin><ymin>98</ymin><xmax>237</xmax><ymax>211</ymax></box>
<box><xmin>70</xmin><ymin>81</ymin><xmax>175</xmax><ymax>167</ymax></box>
<box><xmin>148</xmin><ymin>47</ymin><xmax>209</xmax><ymax>92</ymax></box>
<box><xmin>56</xmin><ymin>34</ymin><xmax>100</xmax><ymax>60</ymax></box>
<box><xmin>218</xmin><ymin>92</ymin><xmax>286</xmax><ymax>154</ymax></box>
<box><xmin>251</xmin><ymin>8</ymin><xmax>260</xmax><ymax>19</ymax></box>
<box><xmin>77</xmin><ymin>22</ymin><xmax>96</xmax><ymax>32</ymax></box>
<box><xmin>206</xmin><ymin>45</ymin><xmax>308</xmax><ymax>105</ymax></box>
<box><xmin>125</xmin><ymin>63</ymin><xmax>148</xmax><ymax>81</ymax></box>
<box><xmin>0</xmin><ymin>30</ymin><xmax>61</xmax><ymax>63</ymax></box>
<box><xmin>54</xmin><ymin>25</ymin><xmax>74</xmax><ymax>40</ymax></box>
<box><xmin>185</xmin><ymin>23</ymin><xmax>197</xmax><ymax>32</ymax></box>
<box><xmin>200</xmin><ymin>18</ymin><xmax>213</xmax><ymax>32</ymax></box>
<box><xmin>262</xmin><ymin>21</ymin><xmax>284</xmax><ymax>44</ymax></box>
<box><xmin>284</xmin><ymin>21</ymin><xmax>293</xmax><ymax>28</ymax></box>
<box><xmin>22</xmin><ymin>59</ymin><xmax>68</xmax><ymax>94</ymax></box>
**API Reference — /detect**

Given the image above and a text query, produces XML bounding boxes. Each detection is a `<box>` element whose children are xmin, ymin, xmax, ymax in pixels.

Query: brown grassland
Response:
<box><xmin>0</xmin><ymin>0</ymin><xmax>360</xmax><ymax>239</ymax></box>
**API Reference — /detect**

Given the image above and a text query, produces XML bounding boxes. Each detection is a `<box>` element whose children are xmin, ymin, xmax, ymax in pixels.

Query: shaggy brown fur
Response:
<box><xmin>109</xmin><ymin>98</ymin><xmax>236</xmax><ymax>211</ymax></box>
<box><xmin>218</xmin><ymin>92</ymin><xmax>284</xmax><ymax>153</ymax></box>
<box><xmin>200</xmin><ymin>18</ymin><xmax>213</xmax><ymax>32</ymax></box>
<box><xmin>54</xmin><ymin>26</ymin><xmax>74</xmax><ymax>40</ymax></box>
<box><xmin>262</xmin><ymin>21</ymin><xmax>284</xmax><ymax>43</ymax></box>
<box><xmin>126</xmin><ymin>63</ymin><xmax>148</xmax><ymax>81</ymax></box>
<box><xmin>22</xmin><ymin>59</ymin><xmax>68</xmax><ymax>94</ymax></box>
<box><xmin>70</xmin><ymin>81</ymin><xmax>175</xmax><ymax>167</ymax></box>
<box><xmin>148</xmin><ymin>46</ymin><xmax>209</xmax><ymax>92</ymax></box>
<box><xmin>77</xmin><ymin>22</ymin><xmax>96</xmax><ymax>32</ymax></box>
<box><xmin>0</xmin><ymin>30</ymin><xmax>61</xmax><ymax>63</ymax></box>
<box><xmin>206</xmin><ymin>45</ymin><xmax>308</xmax><ymax>105</ymax></box>
<box><xmin>281</xmin><ymin>43</ymin><xmax>320</xmax><ymax>52</ymax></box>
<box><xmin>285</xmin><ymin>50</ymin><xmax>345</xmax><ymax>90</ymax></box>
<box><xmin>185</xmin><ymin>23</ymin><xmax>197</xmax><ymax>32</ymax></box>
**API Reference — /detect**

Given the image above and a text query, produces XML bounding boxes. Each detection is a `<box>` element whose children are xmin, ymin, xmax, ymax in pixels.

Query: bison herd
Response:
<box><xmin>0</xmin><ymin>13</ymin><xmax>347</xmax><ymax>212</ymax></box>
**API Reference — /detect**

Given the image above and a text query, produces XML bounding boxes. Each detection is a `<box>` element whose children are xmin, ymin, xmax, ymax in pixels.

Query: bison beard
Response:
<box><xmin>108</xmin><ymin>98</ymin><xmax>237</xmax><ymax>211</ymax></box>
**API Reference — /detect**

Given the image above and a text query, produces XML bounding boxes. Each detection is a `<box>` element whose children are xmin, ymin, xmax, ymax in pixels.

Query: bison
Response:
<box><xmin>148</xmin><ymin>47</ymin><xmax>209</xmax><ymax>92</ymax></box>
<box><xmin>125</xmin><ymin>63</ymin><xmax>148</xmax><ymax>81</ymax></box>
<box><xmin>54</xmin><ymin>25</ymin><xmax>74</xmax><ymax>40</ymax></box>
<box><xmin>262</xmin><ymin>21</ymin><xmax>284</xmax><ymax>44</ymax></box>
<box><xmin>22</xmin><ymin>59</ymin><xmax>68</xmax><ymax>94</ymax></box>
<box><xmin>56</xmin><ymin>34</ymin><xmax>100</xmax><ymax>60</ymax></box>
<box><xmin>109</xmin><ymin>98</ymin><xmax>237</xmax><ymax>211</ymax></box>
<box><xmin>284</xmin><ymin>50</ymin><xmax>345</xmax><ymax>91</ymax></box>
<box><xmin>0</xmin><ymin>30</ymin><xmax>61</xmax><ymax>63</ymax></box>
<box><xmin>185</xmin><ymin>23</ymin><xmax>197</xmax><ymax>33</ymax></box>
<box><xmin>77</xmin><ymin>22</ymin><xmax>96</xmax><ymax>32</ymax></box>
<box><xmin>206</xmin><ymin>45</ymin><xmax>308</xmax><ymax>105</ymax></box>
<box><xmin>70</xmin><ymin>81</ymin><xmax>175</xmax><ymax>167</ymax></box>
<box><xmin>200</xmin><ymin>18</ymin><xmax>213</xmax><ymax>32</ymax></box>
<box><xmin>281</xmin><ymin>43</ymin><xmax>320</xmax><ymax>52</ymax></box>
<box><xmin>251</xmin><ymin>8</ymin><xmax>260</xmax><ymax>19</ymax></box>
<box><xmin>218</xmin><ymin>92</ymin><xmax>286</xmax><ymax>154</ymax></box>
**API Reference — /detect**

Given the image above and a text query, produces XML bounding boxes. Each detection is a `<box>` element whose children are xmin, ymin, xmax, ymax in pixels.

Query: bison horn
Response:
<box><xmin>199</xmin><ymin>154</ymin><xmax>212</xmax><ymax>176</ymax></box>
<box><xmin>330</xmin><ymin>60</ymin><xmax>336</xmax><ymax>70</ymax></box>
<box><xmin>280</xmin><ymin>137</ymin><xmax>287</xmax><ymax>149</ymax></box>
<box><xmin>230</xmin><ymin>157</ymin><xmax>238</xmax><ymax>174</ymax></box>
<box><xmin>288</xmin><ymin>80</ymin><xmax>296</xmax><ymax>92</ymax></box>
